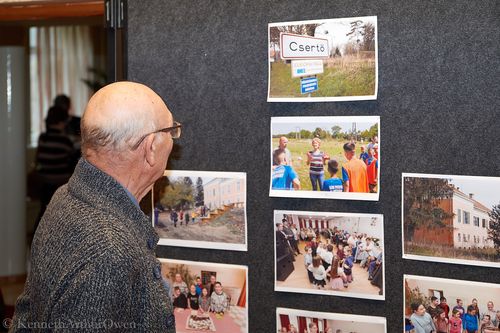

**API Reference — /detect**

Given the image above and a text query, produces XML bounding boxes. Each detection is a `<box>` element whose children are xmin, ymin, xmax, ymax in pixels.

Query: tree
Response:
<box><xmin>403</xmin><ymin>178</ymin><xmax>454</xmax><ymax>241</ymax></box>
<box><xmin>183</xmin><ymin>177</ymin><xmax>193</xmax><ymax>187</ymax></box>
<box><xmin>333</xmin><ymin>46</ymin><xmax>342</xmax><ymax>57</ymax></box>
<box><xmin>346</xmin><ymin>20</ymin><xmax>363</xmax><ymax>53</ymax></box>
<box><xmin>195</xmin><ymin>177</ymin><xmax>204</xmax><ymax>207</ymax></box>
<box><xmin>269</xmin><ymin>24</ymin><xmax>320</xmax><ymax>62</ymax></box>
<box><xmin>299</xmin><ymin>129</ymin><xmax>312</xmax><ymax>139</ymax></box>
<box><xmin>362</xmin><ymin>22</ymin><xmax>375</xmax><ymax>51</ymax></box>
<box><xmin>331</xmin><ymin>125</ymin><xmax>342</xmax><ymax>139</ymax></box>
<box><xmin>360</xmin><ymin>124</ymin><xmax>379</xmax><ymax>141</ymax></box>
<box><xmin>313</xmin><ymin>127</ymin><xmax>328</xmax><ymax>139</ymax></box>
<box><xmin>160</xmin><ymin>179</ymin><xmax>194</xmax><ymax>210</ymax></box>
<box><xmin>487</xmin><ymin>203</ymin><xmax>500</xmax><ymax>254</ymax></box>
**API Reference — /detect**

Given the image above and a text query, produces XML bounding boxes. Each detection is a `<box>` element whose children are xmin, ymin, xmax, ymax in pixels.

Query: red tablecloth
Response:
<box><xmin>174</xmin><ymin>309</ymin><xmax>244</xmax><ymax>333</ymax></box>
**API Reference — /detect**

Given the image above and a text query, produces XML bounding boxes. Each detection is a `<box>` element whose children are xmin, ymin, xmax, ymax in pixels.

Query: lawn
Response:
<box><xmin>405</xmin><ymin>242</ymin><xmax>499</xmax><ymax>263</ymax></box>
<box><xmin>269</xmin><ymin>56</ymin><xmax>376</xmax><ymax>98</ymax></box>
<box><xmin>272</xmin><ymin>137</ymin><xmax>369</xmax><ymax>191</ymax></box>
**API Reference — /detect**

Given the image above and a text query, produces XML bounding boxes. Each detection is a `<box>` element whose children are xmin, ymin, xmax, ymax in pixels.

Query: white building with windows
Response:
<box><xmin>452</xmin><ymin>189</ymin><xmax>492</xmax><ymax>248</ymax></box>
<box><xmin>203</xmin><ymin>178</ymin><xmax>245</xmax><ymax>210</ymax></box>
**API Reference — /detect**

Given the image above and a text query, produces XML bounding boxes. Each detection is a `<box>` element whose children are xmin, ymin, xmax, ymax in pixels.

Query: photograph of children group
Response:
<box><xmin>277</xmin><ymin>308</ymin><xmax>386</xmax><ymax>333</ymax></box>
<box><xmin>152</xmin><ymin>170</ymin><xmax>247</xmax><ymax>251</ymax></box>
<box><xmin>270</xmin><ymin>116</ymin><xmax>380</xmax><ymax>200</ymax></box>
<box><xmin>159</xmin><ymin>259</ymin><xmax>248</xmax><ymax>333</ymax></box>
<box><xmin>403</xmin><ymin>174</ymin><xmax>500</xmax><ymax>268</ymax></box>
<box><xmin>405</xmin><ymin>275</ymin><xmax>500</xmax><ymax>333</ymax></box>
<box><xmin>274</xmin><ymin>210</ymin><xmax>384</xmax><ymax>300</ymax></box>
<box><xmin>268</xmin><ymin>16</ymin><xmax>378</xmax><ymax>102</ymax></box>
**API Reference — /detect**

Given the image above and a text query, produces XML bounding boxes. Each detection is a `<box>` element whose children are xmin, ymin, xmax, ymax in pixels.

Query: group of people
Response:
<box><xmin>154</xmin><ymin>205</ymin><xmax>211</xmax><ymax>228</ymax></box>
<box><xmin>170</xmin><ymin>273</ymin><xmax>230</xmax><ymax>317</ymax></box>
<box><xmin>271</xmin><ymin>136</ymin><xmax>379</xmax><ymax>193</ymax></box>
<box><xmin>279</xmin><ymin>322</ymin><xmax>344</xmax><ymax>333</ymax></box>
<box><xmin>276</xmin><ymin>218</ymin><xmax>383</xmax><ymax>294</ymax></box>
<box><xmin>409</xmin><ymin>298</ymin><xmax>500</xmax><ymax>333</ymax></box>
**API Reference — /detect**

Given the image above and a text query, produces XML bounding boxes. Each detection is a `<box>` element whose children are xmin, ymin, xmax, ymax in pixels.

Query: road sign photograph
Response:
<box><xmin>268</xmin><ymin>16</ymin><xmax>378</xmax><ymax>102</ymax></box>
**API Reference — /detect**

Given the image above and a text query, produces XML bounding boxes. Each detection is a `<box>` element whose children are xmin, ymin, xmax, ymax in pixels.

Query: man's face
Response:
<box><xmin>215</xmin><ymin>284</ymin><xmax>222</xmax><ymax>293</ymax></box>
<box><xmin>175</xmin><ymin>274</ymin><xmax>182</xmax><ymax>282</ymax></box>
<box><xmin>488</xmin><ymin>302</ymin><xmax>494</xmax><ymax>310</ymax></box>
<box><xmin>279</xmin><ymin>137</ymin><xmax>288</xmax><ymax>149</ymax></box>
<box><xmin>210</xmin><ymin>276</ymin><xmax>216</xmax><ymax>284</ymax></box>
<box><xmin>433</xmin><ymin>299</ymin><xmax>439</xmax><ymax>306</ymax></box>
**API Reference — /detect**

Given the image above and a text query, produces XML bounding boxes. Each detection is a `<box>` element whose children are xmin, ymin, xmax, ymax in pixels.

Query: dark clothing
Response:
<box><xmin>173</xmin><ymin>293</ymin><xmax>188</xmax><ymax>309</ymax></box>
<box><xmin>11</xmin><ymin>159</ymin><xmax>175</xmax><ymax>332</ymax></box>
<box><xmin>205</xmin><ymin>283</ymin><xmax>216</xmax><ymax>298</ymax></box>
<box><xmin>35</xmin><ymin>128</ymin><xmax>76</xmax><ymax>229</ymax></box>
<box><xmin>187</xmin><ymin>292</ymin><xmax>199</xmax><ymax>310</ymax></box>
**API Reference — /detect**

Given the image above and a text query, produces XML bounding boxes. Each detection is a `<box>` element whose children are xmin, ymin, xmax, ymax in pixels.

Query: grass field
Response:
<box><xmin>272</xmin><ymin>137</ymin><xmax>375</xmax><ymax>192</ymax></box>
<box><xmin>405</xmin><ymin>242</ymin><xmax>499</xmax><ymax>263</ymax></box>
<box><xmin>269</xmin><ymin>56</ymin><xmax>376</xmax><ymax>98</ymax></box>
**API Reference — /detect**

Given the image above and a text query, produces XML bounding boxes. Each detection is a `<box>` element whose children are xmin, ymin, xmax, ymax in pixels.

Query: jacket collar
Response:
<box><xmin>67</xmin><ymin>158</ymin><xmax>158</xmax><ymax>244</ymax></box>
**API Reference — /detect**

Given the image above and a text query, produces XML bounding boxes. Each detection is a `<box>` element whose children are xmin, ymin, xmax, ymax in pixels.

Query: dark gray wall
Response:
<box><xmin>127</xmin><ymin>1</ymin><xmax>500</xmax><ymax>331</ymax></box>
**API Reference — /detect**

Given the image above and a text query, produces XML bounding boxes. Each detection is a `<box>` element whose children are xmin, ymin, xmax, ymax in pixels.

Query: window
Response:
<box><xmin>29</xmin><ymin>26</ymin><xmax>96</xmax><ymax>147</ymax></box>
<box><xmin>463</xmin><ymin>211</ymin><xmax>470</xmax><ymax>224</ymax></box>
<box><xmin>468</xmin><ymin>234</ymin><xmax>471</xmax><ymax>242</ymax></box>
<box><xmin>237</xmin><ymin>181</ymin><xmax>241</xmax><ymax>191</ymax></box>
<box><xmin>457</xmin><ymin>209</ymin><xmax>462</xmax><ymax>223</ymax></box>
<box><xmin>458</xmin><ymin>233</ymin><xmax>461</xmax><ymax>242</ymax></box>
<box><xmin>213</xmin><ymin>189</ymin><xmax>216</xmax><ymax>196</ymax></box>
<box><xmin>473</xmin><ymin>216</ymin><xmax>480</xmax><ymax>227</ymax></box>
<box><xmin>482</xmin><ymin>219</ymin><xmax>486</xmax><ymax>228</ymax></box>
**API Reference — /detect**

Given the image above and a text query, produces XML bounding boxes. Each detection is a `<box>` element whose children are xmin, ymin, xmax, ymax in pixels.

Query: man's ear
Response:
<box><xmin>144</xmin><ymin>133</ymin><xmax>157</xmax><ymax>167</ymax></box>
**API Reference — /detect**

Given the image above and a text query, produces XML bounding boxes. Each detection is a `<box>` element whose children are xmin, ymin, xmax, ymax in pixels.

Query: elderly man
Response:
<box><xmin>11</xmin><ymin>82</ymin><xmax>180</xmax><ymax>332</ymax></box>
<box><xmin>272</xmin><ymin>136</ymin><xmax>292</xmax><ymax>166</ymax></box>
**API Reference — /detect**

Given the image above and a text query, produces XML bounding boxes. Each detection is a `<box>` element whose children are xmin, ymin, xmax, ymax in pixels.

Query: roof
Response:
<box><xmin>452</xmin><ymin>187</ymin><xmax>491</xmax><ymax>213</ymax></box>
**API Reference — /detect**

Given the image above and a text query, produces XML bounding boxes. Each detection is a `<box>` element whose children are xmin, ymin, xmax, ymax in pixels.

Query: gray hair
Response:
<box><xmin>81</xmin><ymin>111</ymin><xmax>156</xmax><ymax>156</ymax></box>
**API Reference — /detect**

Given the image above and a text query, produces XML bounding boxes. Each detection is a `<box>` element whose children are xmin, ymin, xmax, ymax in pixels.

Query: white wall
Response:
<box><xmin>327</xmin><ymin>319</ymin><xmax>385</xmax><ymax>333</ymax></box>
<box><xmin>406</xmin><ymin>277</ymin><xmax>500</xmax><ymax>311</ymax></box>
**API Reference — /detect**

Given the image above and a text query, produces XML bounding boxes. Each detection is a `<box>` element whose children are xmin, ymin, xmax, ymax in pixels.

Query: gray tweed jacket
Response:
<box><xmin>10</xmin><ymin>159</ymin><xmax>175</xmax><ymax>332</ymax></box>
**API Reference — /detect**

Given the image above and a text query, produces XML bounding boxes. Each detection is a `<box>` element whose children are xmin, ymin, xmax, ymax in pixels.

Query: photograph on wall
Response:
<box><xmin>268</xmin><ymin>16</ymin><xmax>378</xmax><ymax>102</ymax></box>
<box><xmin>159</xmin><ymin>258</ymin><xmax>248</xmax><ymax>333</ymax></box>
<box><xmin>402</xmin><ymin>173</ymin><xmax>500</xmax><ymax>268</ymax></box>
<box><xmin>152</xmin><ymin>170</ymin><xmax>247</xmax><ymax>251</ymax></box>
<box><xmin>270</xmin><ymin>116</ymin><xmax>380</xmax><ymax>201</ymax></box>
<box><xmin>277</xmin><ymin>307</ymin><xmax>386</xmax><ymax>333</ymax></box>
<box><xmin>404</xmin><ymin>274</ymin><xmax>500</xmax><ymax>333</ymax></box>
<box><xmin>274</xmin><ymin>210</ymin><xmax>385</xmax><ymax>300</ymax></box>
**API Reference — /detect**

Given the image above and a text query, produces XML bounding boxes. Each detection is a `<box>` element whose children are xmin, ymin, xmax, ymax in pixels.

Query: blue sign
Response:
<box><xmin>300</xmin><ymin>77</ymin><xmax>318</xmax><ymax>94</ymax></box>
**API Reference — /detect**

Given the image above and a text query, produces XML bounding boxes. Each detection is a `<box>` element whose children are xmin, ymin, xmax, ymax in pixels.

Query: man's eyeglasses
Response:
<box><xmin>131</xmin><ymin>121</ymin><xmax>182</xmax><ymax>150</ymax></box>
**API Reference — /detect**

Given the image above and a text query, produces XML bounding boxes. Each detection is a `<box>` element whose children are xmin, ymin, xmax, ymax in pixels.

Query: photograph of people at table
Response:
<box><xmin>274</xmin><ymin>210</ymin><xmax>384</xmax><ymax>300</ymax></box>
<box><xmin>404</xmin><ymin>275</ymin><xmax>500</xmax><ymax>333</ymax></box>
<box><xmin>159</xmin><ymin>258</ymin><xmax>248</xmax><ymax>333</ymax></box>
<box><xmin>270</xmin><ymin>116</ymin><xmax>380</xmax><ymax>201</ymax></box>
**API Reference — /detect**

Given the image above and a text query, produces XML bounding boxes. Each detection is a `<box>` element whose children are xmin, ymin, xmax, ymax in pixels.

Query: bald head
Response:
<box><xmin>81</xmin><ymin>82</ymin><xmax>175</xmax><ymax>202</ymax></box>
<box><xmin>81</xmin><ymin>81</ymin><xmax>172</xmax><ymax>156</ymax></box>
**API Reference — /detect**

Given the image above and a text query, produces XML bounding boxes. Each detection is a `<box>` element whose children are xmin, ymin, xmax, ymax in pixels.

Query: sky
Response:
<box><xmin>314</xmin><ymin>17</ymin><xmax>376</xmax><ymax>54</ymax></box>
<box><xmin>449</xmin><ymin>177</ymin><xmax>500</xmax><ymax>209</ymax></box>
<box><xmin>272</xmin><ymin>121</ymin><xmax>376</xmax><ymax>135</ymax></box>
<box><xmin>169</xmin><ymin>176</ymin><xmax>214</xmax><ymax>185</ymax></box>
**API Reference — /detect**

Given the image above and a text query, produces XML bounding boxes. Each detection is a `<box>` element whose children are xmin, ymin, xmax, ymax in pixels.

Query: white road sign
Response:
<box><xmin>291</xmin><ymin>59</ymin><xmax>324</xmax><ymax>78</ymax></box>
<box><xmin>280</xmin><ymin>33</ymin><xmax>329</xmax><ymax>59</ymax></box>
